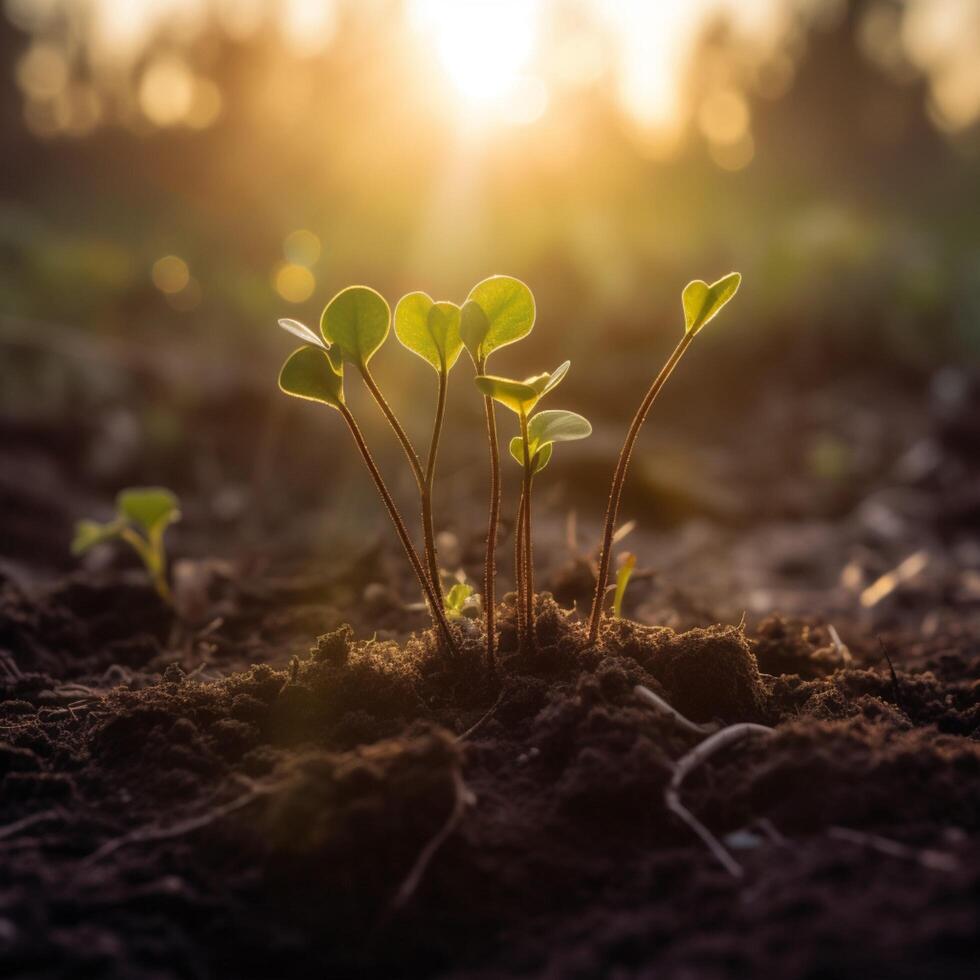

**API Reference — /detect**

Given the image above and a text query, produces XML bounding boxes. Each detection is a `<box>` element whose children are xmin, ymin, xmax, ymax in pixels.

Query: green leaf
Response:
<box><xmin>394</xmin><ymin>292</ymin><xmax>463</xmax><ymax>372</ymax></box>
<box><xmin>461</xmin><ymin>275</ymin><xmax>535</xmax><ymax>363</ymax></box>
<box><xmin>279</xmin><ymin>345</ymin><xmax>345</xmax><ymax>409</ymax></box>
<box><xmin>475</xmin><ymin>361</ymin><xmax>572</xmax><ymax>416</ymax></box>
<box><xmin>71</xmin><ymin>518</ymin><xmax>122</xmax><ymax>555</ymax></box>
<box><xmin>278</xmin><ymin>318</ymin><xmax>327</xmax><ymax>349</ymax></box>
<box><xmin>320</xmin><ymin>285</ymin><xmax>390</xmax><ymax>368</ymax></box>
<box><xmin>613</xmin><ymin>553</ymin><xmax>637</xmax><ymax>618</ymax></box>
<box><xmin>474</xmin><ymin>375</ymin><xmax>539</xmax><ymax>415</ymax></box>
<box><xmin>526</xmin><ymin>409</ymin><xmax>592</xmax><ymax>454</ymax></box>
<box><xmin>444</xmin><ymin>582</ymin><xmax>475</xmax><ymax>618</ymax></box>
<box><xmin>509</xmin><ymin>437</ymin><xmax>553</xmax><ymax>474</ymax></box>
<box><xmin>682</xmin><ymin>272</ymin><xmax>741</xmax><ymax>336</ymax></box>
<box><xmin>116</xmin><ymin>487</ymin><xmax>180</xmax><ymax>536</ymax></box>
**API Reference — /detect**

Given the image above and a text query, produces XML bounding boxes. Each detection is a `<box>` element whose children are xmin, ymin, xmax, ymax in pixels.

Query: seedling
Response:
<box><xmin>460</xmin><ymin>275</ymin><xmax>535</xmax><ymax>669</ymax></box>
<box><xmin>277</xmin><ymin>293</ymin><xmax>460</xmax><ymax>657</ymax></box>
<box><xmin>476</xmin><ymin>365</ymin><xmax>588</xmax><ymax>650</ymax></box>
<box><xmin>444</xmin><ymin>581</ymin><xmax>478</xmax><ymax>619</ymax></box>
<box><xmin>394</xmin><ymin>291</ymin><xmax>464</xmax><ymax>605</ymax></box>
<box><xmin>612</xmin><ymin>552</ymin><xmax>637</xmax><ymax>618</ymax></box>
<box><xmin>72</xmin><ymin>487</ymin><xmax>180</xmax><ymax>603</ymax></box>
<box><xmin>587</xmin><ymin>273</ymin><xmax>741</xmax><ymax>644</ymax></box>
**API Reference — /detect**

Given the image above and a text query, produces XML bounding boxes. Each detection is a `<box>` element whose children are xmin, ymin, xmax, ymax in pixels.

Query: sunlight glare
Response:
<box><xmin>410</xmin><ymin>0</ymin><xmax>540</xmax><ymax>107</ymax></box>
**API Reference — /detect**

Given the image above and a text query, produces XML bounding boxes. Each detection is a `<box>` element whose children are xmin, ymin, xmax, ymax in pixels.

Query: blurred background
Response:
<box><xmin>1</xmin><ymin>0</ymin><xmax>979</xmax><ymax>629</ymax></box>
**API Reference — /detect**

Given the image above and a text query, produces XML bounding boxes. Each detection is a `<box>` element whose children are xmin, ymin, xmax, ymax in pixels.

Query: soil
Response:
<box><xmin>1</xmin><ymin>357</ymin><xmax>979</xmax><ymax>979</ymax></box>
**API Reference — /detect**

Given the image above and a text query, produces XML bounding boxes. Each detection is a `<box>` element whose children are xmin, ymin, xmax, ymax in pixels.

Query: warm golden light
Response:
<box><xmin>274</xmin><ymin>262</ymin><xmax>316</xmax><ymax>303</ymax></box>
<box><xmin>409</xmin><ymin>0</ymin><xmax>540</xmax><ymax>108</ymax></box>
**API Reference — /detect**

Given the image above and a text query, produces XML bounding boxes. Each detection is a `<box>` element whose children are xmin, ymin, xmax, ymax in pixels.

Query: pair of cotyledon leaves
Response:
<box><xmin>278</xmin><ymin>275</ymin><xmax>536</xmax><ymax>410</ymax></box>
<box><xmin>72</xmin><ymin>487</ymin><xmax>180</xmax><ymax>555</ymax></box>
<box><xmin>277</xmin><ymin>271</ymin><xmax>741</xmax><ymax>469</ymax></box>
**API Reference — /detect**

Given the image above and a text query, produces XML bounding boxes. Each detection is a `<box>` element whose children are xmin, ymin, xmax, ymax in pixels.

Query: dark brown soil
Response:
<box><xmin>1</xmin><ymin>366</ymin><xmax>979</xmax><ymax>979</ymax></box>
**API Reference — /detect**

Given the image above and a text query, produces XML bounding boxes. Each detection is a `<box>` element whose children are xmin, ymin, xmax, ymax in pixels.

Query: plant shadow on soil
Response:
<box><xmin>2</xmin><ymin>570</ymin><xmax>979</xmax><ymax>980</ymax></box>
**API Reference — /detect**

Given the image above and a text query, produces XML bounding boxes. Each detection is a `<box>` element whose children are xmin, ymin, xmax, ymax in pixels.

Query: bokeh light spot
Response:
<box><xmin>152</xmin><ymin>255</ymin><xmax>190</xmax><ymax>294</ymax></box>
<box><xmin>274</xmin><ymin>262</ymin><xmax>316</xmax><ymax>303</ymax></box>
<box><xmin>139</xmin><ymin>56</ymin><xmax>194</xmax><ymax>127</ymax></box>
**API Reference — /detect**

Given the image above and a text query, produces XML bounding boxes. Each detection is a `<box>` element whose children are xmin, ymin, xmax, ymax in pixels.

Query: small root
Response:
<box><xmin>634</xmin><ymin>684</ymin><xmax>718</xmax><ymax>737</ymax></box>
<box><xmin>665</xmin><ymin>722</ymin><xmax>775</xmax><ymax>878</ymax></box>
<box><xmin>828</xmin><ymin>826</ymin><xmax>959</xmax><ymax>873</ymax></box>
<box><xmin>390</xmin><ymin>767</ymin><xmax>474</xmax><ymax>912</ymax></box>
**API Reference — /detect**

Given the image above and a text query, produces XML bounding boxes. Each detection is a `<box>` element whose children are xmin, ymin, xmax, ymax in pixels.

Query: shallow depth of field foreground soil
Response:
<box><xmin>1</xmin><ymin>354</ymin><xmax>979</xmax><ymax>980</ymax></box>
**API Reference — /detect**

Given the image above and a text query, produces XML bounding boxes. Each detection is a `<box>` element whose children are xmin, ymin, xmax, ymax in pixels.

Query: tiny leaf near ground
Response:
<box><xmin>460</xmin><ymin>275</ymin><xmax>535</xmax><ymax>363</ymax></box>
<box><xmin>682</xmin><ymin>272</ymin><xmax>741</xmax><ymax>336</ymax></box>
<box><xmin>444</xmin><ymin>582</ymin><xmax>475</xmax><ymax>618</ymax></box>
<box><xmin>277</xmin><ymin>318</ymin><xmax>328</xmax><ymax>349</ymax></box>
<box><xmin>475</xmin><ymin>361</ymin><xmax>572</xmax><ymax>416</ymax></box>
<box><xmin>116</xmin><ymin>487</ymin><xmax>180</xmax><ymax>537</ymax></box>
<box><xmin>613</xmin><ymin>552</ymin><xmax>637</xmax><ymax>618</ymax></box>
<box><xmin>508</xmin><ymin>437</ymin><xmax>553</xmax><ymax>474</ymax></box>
<box><xmin>394</xmin><ymin>292</ymin><xmax>463</xmax><ymax>372</ymax></box>
<box><xmin>320</xmin><ymin>285</ymin><xmax>390</xmax><ymax>368</ymax></box>
<box><xmin>279</xmin><ymin>345</ymin><xmax>345</xmax><ymax>409</ymax></box>
<box><xmin>71</xmin><ymin>518</ymin><xmax>123</xmax><ymax>555</ymax></box>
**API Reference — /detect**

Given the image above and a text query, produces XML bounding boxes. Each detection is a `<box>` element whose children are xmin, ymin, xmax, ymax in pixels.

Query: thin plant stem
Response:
<box><xmin>120</xmin><ymin>528</ymin><xmax>171</xmax><ymax>604</ymax></box>
<box><xmin>421</xmin><ymin>366</ymin><xmax>449</xmax><ymax>608</ymax></box>
<box><xmin>359</xmin><ymin>365</ymin><xmax>425</xmax><ymax>488</ymax></box>
<box><xmin>519</xmin><ymin>412</ymin><xmax>536</xmax><ymax>652</ymax></box>
<box><xmin>340</xmin><ymin>405</ymin><xmax>458</xmax><ymax>657</ymax></box>
<box><xmin>478</xmin><ymin>356</ymin><xmax>501</xmax><ymax>672</ymax></box>
<box><xmin>514</xmin><ymin>485</ymin><xmax>527</xmax><ymax>648</ymax></box>
<box><xmin>360</xmin><ymin>364</ymin><xmax>444</xmax><ymax>609</ymax></box>
<box><xmin>587</xmin><ymin>333</ymin><xmax>693</xmax><ymax>644</ymax></box>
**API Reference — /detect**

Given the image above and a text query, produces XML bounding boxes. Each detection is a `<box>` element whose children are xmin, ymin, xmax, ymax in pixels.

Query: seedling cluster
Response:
<box><xmin>275</xmin><ymin>271</ymin><xmax>740</xmax><ymax>665</ymax></box>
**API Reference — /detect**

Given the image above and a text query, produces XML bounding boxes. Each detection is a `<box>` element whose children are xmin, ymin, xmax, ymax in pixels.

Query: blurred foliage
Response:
<box><xmin>1</xmin><ymin>0</ymin><xmax>978</xmax><ymax>404</ymax></box>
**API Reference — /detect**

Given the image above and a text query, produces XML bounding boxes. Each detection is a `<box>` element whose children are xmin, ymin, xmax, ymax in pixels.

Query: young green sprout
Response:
<box><xmin>444</xmin><ymin>581</ymin><xmax>479</xmax><ymax>619</ymax></box>
<box><xmin>72</xmin><ymin>487</ymin><xmax>180</xmax><ymax>603</ymax></box>
<box><xmin>476</xmin><ymin>363</ymin><xmax>588</xmax><ymax>650</ymax></box>
<box><xmin>277</xmin><ymin>294</ymin><xmax>460</xmax><ymax>657</ymax></box>
<box><xmin>460</xmin><ymin>276</ymin><xmax>535</xmax><ymax>670</ymax></box>
<box><xmin>612</xmin><ymin>552</ymin><xmax>637</xmax><ymax>619</ymax></box>
<box><xmin>587</xmin><ymin>272</ymin><xmax>741</xmax><ymax>644</ymax></box>
<box><xmin>393</xmin><ymin>291</ymin><xmax>464</xmax><ymax>608</ymax></box>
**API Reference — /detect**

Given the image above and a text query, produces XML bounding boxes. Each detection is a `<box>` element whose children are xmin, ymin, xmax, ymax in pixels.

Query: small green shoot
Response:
<box><xmin>612</xmin><ymin>552</ymin><xmax>637</xmax><ymax>619</ymax></box>
<box><xmin>72</xmin><ymin>487</ymin><xmax>180</xmax><ymax>603</ymax></box>
<box><xmin>444</xmin><ymin>581</ymin><xmax>477</xmax><ymax>619</ymax></box>
<box><xmin>461</xmin><ymin>275</ymin><xmax>536</xmax><ymax>672</ymax></box>
<box><xmin>587</xmin><ymin>272</ymin><xmax>741</xmax><ymax>643</ymax></box>
<box><xmin>477</xmin><ymin>366</ymin><xmax>581</xmax><ymax>651</ymax></box>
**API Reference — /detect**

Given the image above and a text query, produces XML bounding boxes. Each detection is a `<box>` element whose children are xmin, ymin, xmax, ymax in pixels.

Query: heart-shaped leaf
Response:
<box><xmin>444</xmin><ymin>581</ymin><xmax>475</xmax><ymax>617</ymax></box>
<box><xmin>461</xmin><ymin>275</ymin><xmax>535</xmax><ymax>363</ymax></box>
<box><xmin>279</xmin><ymin>345</ymin><xmax>345</xmax><ymax>410</ymax></box>
<box><xmin>117</xmin><ymin>487</ymin><xmax>181</xmax><ymax>536</ymax></box>
<box><xmin>526</xmin><ymin>409</ymin><xmax>592</xmax><ymax>454</ymax></box>
<box><xmin>278</xmin><ymin>318</ymin><xmax>327</xmax><ymax>349</ymax></box>
<box><xmin>320</xmin><ymin>285</ymin><xmax>390</xmax><ymax>368</ymax></box>
<box><xmin>394</xmin><ymin>292</ymin><xmax>463</xmax><ymax>372</ymax></box>
<box><xmin>681</xmin><ymin>272</ymin><xmax>741</xmax><ymax>336</ymax></box>
<box><xmin>71</xmin><ymin>518</ymin><xmax>123</xmax><ymax>555</ymax></box>
<box><xmin>509</xmin><ymin>436</ymin><xmax>553</xmax><ymax>474</ymax></box>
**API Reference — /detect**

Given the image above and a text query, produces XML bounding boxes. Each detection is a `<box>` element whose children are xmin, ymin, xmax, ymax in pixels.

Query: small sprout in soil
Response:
<box><xmin>72</xmin><ymin>487</ymin><xmax>180</xmax><ymax>603</ymax></box>
<box><xmin>476</xmin><ymin>367</ymin><xmax>586</xmax><ymax>651</ymax></box>
<box><xmin>277</xmin><ymin>296</ymin><xmax>460</xmax><ymax>657</ymax></box>
<box><xmin>612</xmin><ymin>552</ymin><xmax>637</xmax><ymax>619</ymax></box>
<box><xmin>460</xmin><ymin>275</ymin><xmax>535</xmax><ymax>671</ymax></box>
<box><xmin>588</xmin><ymin>272</ymin><xmax>741</xmax><ymax>644</ymax></box>
<box><xmin>444</xmin><ymin>581</ymin><xmax>478</xmax><ymax>619</ymax></box>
